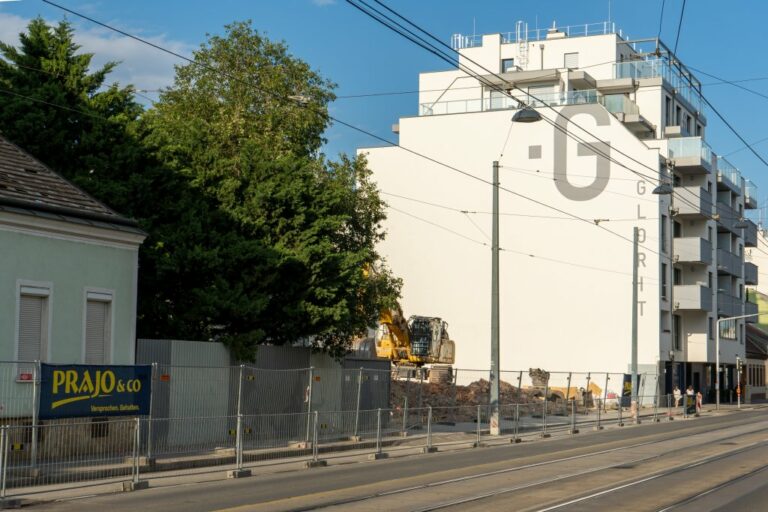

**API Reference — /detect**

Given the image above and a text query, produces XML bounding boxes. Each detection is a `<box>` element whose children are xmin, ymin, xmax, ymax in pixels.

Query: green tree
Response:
<box><xmin>146</xmin><ymin>21</ymin><xmax>400</xmax><ymax>358</ymax></box>
<box><xmin>0</xmin><ymin>17</ymin><xmax>145</xmax><ymax>215</ymax></box>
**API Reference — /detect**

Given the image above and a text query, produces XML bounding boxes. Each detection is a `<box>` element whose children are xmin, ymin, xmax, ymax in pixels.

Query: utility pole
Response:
<box><xmin>631</xmin><ymin>227</ymin><xmax>639</xmax><ymax>410</ymax></box>
<box><xmin>490</xmin><ymin>160</ymin><xmax>501</xmax><ymax>435</ymax></box>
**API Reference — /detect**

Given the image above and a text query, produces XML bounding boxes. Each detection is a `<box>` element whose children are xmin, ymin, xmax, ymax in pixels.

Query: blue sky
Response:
<box><xmin>1</xmin><ymin>0</ymin><xmax>768</xmax><ymax>214</ymax></box>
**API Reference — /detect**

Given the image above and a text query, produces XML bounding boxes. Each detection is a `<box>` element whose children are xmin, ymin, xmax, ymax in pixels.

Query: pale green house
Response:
<box><xmin>0</xmin><ymin>135</ymin><xmax>146</xmax><ymax>379</ymax></box>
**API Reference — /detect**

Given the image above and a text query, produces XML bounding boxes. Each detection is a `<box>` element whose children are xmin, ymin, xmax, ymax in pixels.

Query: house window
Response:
<box><xmin>673</xmin><ymin>314</ymin><xmax>682</xmax><ymax>350</ymax></box>
<box><xmin>17</xmin><ymin>285</ymin><xmax>50</xmax><ymax>378</ymax></box>
<box><xmin>84</xmin><ymin>291</ymin><xmax>112</xmax><ymax>364</ymax></box>
<box><xmin>501</xmin><ymin>58</ymin><xmax>516</xmax><ymax>73</ymax></box>
<box><xmin>563</xmin><ymin>52</ymin><xmax>579</xmax><ymax>69</ymax></box>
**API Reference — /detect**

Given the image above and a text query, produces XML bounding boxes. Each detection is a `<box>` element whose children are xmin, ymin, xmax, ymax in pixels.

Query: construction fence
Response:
<box><xmin>0</xmin><ymin>361</ymin><xmax>671</xmax><ymax>498</ymax></box>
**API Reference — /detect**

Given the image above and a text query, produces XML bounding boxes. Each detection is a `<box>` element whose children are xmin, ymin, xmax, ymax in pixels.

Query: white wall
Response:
<box><xmin>363</xmin><ymin>103</ymin><xmax>662</xmax><ymax>373</ymax></box>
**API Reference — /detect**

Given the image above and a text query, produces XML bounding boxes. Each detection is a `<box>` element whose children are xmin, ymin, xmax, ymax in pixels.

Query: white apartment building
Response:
<box><xmin>360</xmin><ymin>21</ymin><xmax>759</xmax><ymax>398</ymax></box>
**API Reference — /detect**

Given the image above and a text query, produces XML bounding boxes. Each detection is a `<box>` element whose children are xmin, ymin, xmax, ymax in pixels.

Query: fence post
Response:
<box><xmin>353</xmin><ymin>367</ymin><xmax>363</xmax><ymax>438</ymax></box>
<box><xmin>147</xmin><ymin>362</ymin><xmax>157</xmax><ymax>460</ymax></box>
<box><xmin>423</xmin><ymin>406</ymin><xmax>436</xmax><ymax>453</ymax></box>
<box><xmin>475</xmin><ymin>404</ymin><xmax>482</xmax><ymax>447</ymax></box>
<box><xmin>566</xmin><ymin>372</ymin><xmax>572</xmax><ymax>408</ymax></box>
<box><xmin>401</xmin><ymin>396</ymin><xmax>408</xmax><ymax>436</ymax></box>
<box><xmin>594</xmin><ymin>399</ymin><xmax>603</xmax><ymax>430</ymax></box>
<box><xmin>31</xmin><ymin>361</ymin><xmax>39</xmax><ymax>469</ymax></box>
<box><xmin>312</xmin><ymin>411</ymin><xmax>319</xmax><ymax>462</ymax></box>
<box><xmin>603</xmin><ymin>373</ymin><xmax>610</xmax><ymax>412</ymax></box>
<box><xmin>369</xmin><ymin>408</ymin><xmax>387</xmax><ymax>460</ymax></box>
<box><xmin>512</xmin><ymin>404</ymin><xmax>520</xmax><ymax>443</ymax></box>
<box><xmin>305</xmin><ymin>367</ymin><xmax>314</xmax><ymax>444</ymax></box>
<box><xmin>570</xmin><ymin>400</ymin><xmax>579</xmax><ymax>434</ymax></box>
<box><xmin>418</xmin><ymin>369</ymin><xmax>424</xmax><ymax>412</ymax></box>
<box><xmin>618</xmin><ymin>398</ymin><xmax>624</xmax><ymax>426</ymax></box>
<box><xmin>131</xmin><ymin>417</ymin><xmax>142</xmax><ymax>489</ymax></box>
<box><xmin>667</xmin><ymin>394</ymin><xmax>674</xmax><ymax>421</ymax></box>
<box><xmin>0</xmin><ymin>426</ymin><xmax>7</xmax><ymax>500</ymax></box>
<box><xmin>541</xmin><ymin>375</ymin><xmax>550</xmax><ymax>438</ymax></box>
<box><xmin>584</xmin><ymin>372</ymin><xmax>591</xmax><ymax>414</ymax></box>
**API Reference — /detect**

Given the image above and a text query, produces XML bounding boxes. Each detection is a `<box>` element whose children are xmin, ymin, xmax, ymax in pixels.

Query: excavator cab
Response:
<box><xmin>407</xmin><ymin>316</ymin><xmax>454</xmax><ymax>365</ymax></box>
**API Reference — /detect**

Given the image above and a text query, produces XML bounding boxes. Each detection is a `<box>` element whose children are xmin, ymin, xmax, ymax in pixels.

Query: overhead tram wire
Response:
<box><xmin>367</xmin><ymin>0</ymin><xmax>761</xmax><ymax>225</ymax></box>
<box><xmin>352</xmin><ymin>0</ymin><xmax>737</xmax><ymax>227</ymax></box>
<box><xmin>387</xmin><ymin>203</ymin><xmax>659</xmax><ymax>282</ymax></box>
<box><xmin>657</xmin><ymin>0</ymin><xmax>666</xmax><ymax>39</ymax></box>
<box><xmin>672</xmin><ymin>0</ymin><xmax>687</xmax><ymax>56</ymax></box>
<box><xmin>345</xmin><ymin>0</ymin><xmax>666</xmax><ymax>255</ymax></box>
<box><xmin>42</xmin><ymin>1</ymin><xmax>665</xmax><ymax>261</ymax></box>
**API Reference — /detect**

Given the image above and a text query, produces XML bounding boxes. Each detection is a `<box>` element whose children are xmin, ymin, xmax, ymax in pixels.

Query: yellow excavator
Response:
<box><xmin>373</xmin><ymin>304</ymin><xmax>455</xmax><ymax>383</ymax></box>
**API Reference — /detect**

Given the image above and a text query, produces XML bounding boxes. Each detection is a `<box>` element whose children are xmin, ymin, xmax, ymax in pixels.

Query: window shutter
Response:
<box><xmin>85</xmin><ymin>300</ymin><xmax>109</xmax><ymax>364</ymax></box>
<box><xmin>564</xmin><ymin>52</ymin><xmax>579</xmax><ymax>69</ymax></box>
<box><xmin>19</xmin><ymin>295</ymin><xmax>43</xmax><ymax>362</ymax></box>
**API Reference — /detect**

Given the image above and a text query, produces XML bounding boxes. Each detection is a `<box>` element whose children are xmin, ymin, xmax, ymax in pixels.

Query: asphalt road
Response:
<box><xmin>37</xmin><ymin>409</ymin><xmax>768</xmax><ymax>512</ymax></box>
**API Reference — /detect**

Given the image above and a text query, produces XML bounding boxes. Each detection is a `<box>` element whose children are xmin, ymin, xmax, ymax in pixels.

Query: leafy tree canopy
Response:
<box><xmin>0</xmin><ymin>18</ymin><xmax>401</xmax><ymax>360</ymax></box>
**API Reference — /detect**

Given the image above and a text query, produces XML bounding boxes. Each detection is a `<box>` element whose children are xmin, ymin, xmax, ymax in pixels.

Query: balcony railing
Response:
<box><xmin>716</xmin><ymin>156</ymin><xmax>742</xmax><ymax>193</ymax></box>
<box><xmin>600</xmin><ymin>94</ymin><xmax>639</xmax><ymax>115</ymax></box>
<box><xmin>716</xmin><ymin>248</ymin><xmax>743</xmax><ymax>278</ymax></box>
<box><xmin>718</xmin><ymin>291</ymin><xmax>742</xmax><ymax>318</ymax></box>
<box><xmin>614</xmin><ymin>58</ymin><xmax>702</xmax><ymax>112</ymax></box>
<box><xmin>674</xmin><ymin>186</ymin><xmax>711</xmax><ymax>217</ymax></box>
<box><xmin>674</xmin><ymin>237</ymin><xmax>712</xmax><ymax>265</ymax></box>
<box><xmin>675</xmin><ymin>284</ymin><xmax>712</xmax><ymax>311</ymax></box>
<box><xmin>668</xmin><ymin>137</ymin><xmax>713</xmax><ymax>164</ymax></box>
<box><xmin>419</xmin><ymin>89</ymin><xmax>598</xmax><ymax>116</ymax></box>
<box><xmin>745</xmin><ymin>179</ymin><xmax>759</xmax><ymax>209</ymax></box>
<box><xmin>744</xmin><ymin>219</ymin><xmax>758</xmax><ymax>247</ymax></box>
<box><xmin>716</xmin><ymin>201</ymin><xmax>738</xmax><ymax>233</ymax></box>
<box><xmin>745</xmin><ymin>262</ymin><xmax>759</xmax><ymax>286</ymax></box>
<box><xmin>451</xmin><ymin>21</ymin><xmax>616</xmax><ymax>50</ymax></box>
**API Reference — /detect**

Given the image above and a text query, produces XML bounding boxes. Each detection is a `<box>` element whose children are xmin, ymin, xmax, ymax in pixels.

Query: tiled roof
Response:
<box><xmin>0</xmin><ymin>134</ymin><xmax>136</xmax><ymax>227</ymax></box>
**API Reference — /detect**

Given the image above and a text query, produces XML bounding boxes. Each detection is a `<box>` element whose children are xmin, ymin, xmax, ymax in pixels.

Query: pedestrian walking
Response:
<box><xmin>695</xmin><ymin>391</ymin><xmax>702</xmax><ymax>416</ymax></box>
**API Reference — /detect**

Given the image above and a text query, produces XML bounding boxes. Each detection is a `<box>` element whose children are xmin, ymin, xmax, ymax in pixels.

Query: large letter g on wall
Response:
<box><xmin>553</xmin><ymin>104</ymin><xmax>611</xmax><ymax>201</ymax></box>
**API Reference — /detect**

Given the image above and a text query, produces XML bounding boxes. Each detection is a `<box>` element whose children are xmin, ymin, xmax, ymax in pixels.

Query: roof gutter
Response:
<box><xmin>0</xmin><ymin>196</ymin><xmax>141</xmax><ymax>229</ymax></box>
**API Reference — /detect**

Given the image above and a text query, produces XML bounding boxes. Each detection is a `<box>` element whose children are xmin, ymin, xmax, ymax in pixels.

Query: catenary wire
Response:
<box><xmin>672</xmin><ymin>0</ymin><xmax>687</xmax><ymax>56</ymax></box>
<box><xmin>41</xmin><ymin>0</ymin><xmax>665</xmax><ymax>262</ymax></box>
<box><xmin>357</xmin><ymin>0</ymin><xmax>752</xmax><ymax>225</ymax></box>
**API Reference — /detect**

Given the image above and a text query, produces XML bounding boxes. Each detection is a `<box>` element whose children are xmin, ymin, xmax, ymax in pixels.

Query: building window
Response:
<box><xmin>708</xmin><ymin>317</ymin><xmax>714</xmax><ymax>340</ymax></box>
<box><xmin>696</xmin><ymin>124</ymin><xmax>702</xmax><ymax>136</ymax></box>
<box><xmin>662</xmin><ymin>263</ymin><xmax>668</xmax><ymax>299</ymax></box>
<box><xmin>661</xmin><ymin>215</ymin><xmax>668</xmax><ymax>253</ymax></box>
<box><xmin>676</xmin><ymin>105</ymin><xmax>682</xmax><ymax>126</ymax></box>
<box><xmin>708</xmin><ymin>272</ymin><xmax>713</xmax><ymax>289</ymax></box>
<box><xmin>685</xmin><ymin>114</ymin><xmax>692</xmax><ymax>135</ymax></box>
<box><xmin>84</xmin><ymin>291</ymin><xmax>113</xmax><ymax>364</ymax></box>
<box><xmin>17</xmin><ymin>284</ymin><xmax>50</xmax><ymax>378</ymax></box>
<box><xmin>720</xmin><ymin>318</ymin><xmax>736</xmax><ymax>340</ymax></box>
<box><xmin>501</xmin><ymin>58</ymin><xmax>515</xmax><ymax>73</ymax></box>
<box><xmin>708</xmin><ymin>226</ymin><xmax>713</xmax><ymax>242</ymax></box>
<box><xmin>563</xmin><ymin>52</ymin><xmax>579</xmax><ymax>69</ymax></box>
<box><xmin>674</xmin><ymin>268</ymin><xmax>682</xmax><ymax>285</ymax></box>
<box><xmin>665</xmin><ymin>96</ymin><xmax>672</xmax><ymax>127</ymax></box>
<box><xmin>673</xmin><ymin>314</ymin><xmax>682</xmax><ymax>350</ymax></box>
<box><xmin>489</xmin><ymin>90</ymin><xmax>507</xmax><ymax>110</ymax></box>
<box><xmin>673</xmin><ymin>221</ymin><xmax>682</xmax><ymax>238</ymax></box>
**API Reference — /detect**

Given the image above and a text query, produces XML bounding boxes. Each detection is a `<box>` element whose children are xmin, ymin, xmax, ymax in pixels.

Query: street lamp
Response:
<box><xmin>653</xmin><ymin>179</ymin><xmax>675</xmax><ymax>398</ymax></box>
<box><xmin>715</xmin><ymin>312</ymin><xmax>768</xmax><ymax>410</ymax></box>
<box><xmin>489</xmin><ymin>106</ymin><xmax>542</xmax><ymax>436</ymax></box>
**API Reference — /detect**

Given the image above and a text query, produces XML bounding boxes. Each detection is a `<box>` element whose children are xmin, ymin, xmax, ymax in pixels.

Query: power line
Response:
<box><xmin>657</xmin><ymin>0</ymin><xmax>666</xmax><ymax>39</ymax></box>
<box><xmin>672</xmin><ymin>0</ymin><xmax>687</xmax><ymax>56</ymax></box>
<box><xmin>387</xmin><ymin>203</ymin><xmax>659</xmax><ymax>282</ymax></box>
<box><xmin>351</xmin><ymin>0</ymin><xmax>731</xmax><ymax>229</ymax></box>
<box><xmin>0</xmin><ymin>87</ymin><xmax>110</xmax><ymax>121</ymax></box>
<box><xmin>41</xmin><ymin>0</ymin><xmax>666</xmax><ymax>263</ymax></box>
<box><xmin>370</xmin><ymin>0</ymin><xmax>759</xmax><ymax>227</ymax></box>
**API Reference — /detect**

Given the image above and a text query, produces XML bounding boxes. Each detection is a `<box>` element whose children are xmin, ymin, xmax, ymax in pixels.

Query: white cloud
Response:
<box><xmin>311</xmin><ymin>0</ymin><xmax>336</xmax><ymax>6</ymax></box>
<box><xmin>0</xmin><ymin>13</ymin><xmax>192</xmax><ymax>92</ymax></box>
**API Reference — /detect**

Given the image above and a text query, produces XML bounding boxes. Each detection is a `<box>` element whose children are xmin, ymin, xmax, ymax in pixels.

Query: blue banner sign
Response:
<box><xmin>39</xmin><ymin>364</ymin><xmax>151</xmax><ymax>419</ymax></box>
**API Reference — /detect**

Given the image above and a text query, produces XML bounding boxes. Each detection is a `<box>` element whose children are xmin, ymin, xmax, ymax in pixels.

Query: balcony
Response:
<box><xmin>674</xmin><ymin>186</ymin><xmax>712</xmax><ymax>218</ymax></box>
<box><xmin>675</xmin><ymin>284</ymin><xmax>712</xmax><ymax>311</ymax></box>
<box><xmin>716</xmin><ymin>157</ymin><xmax>742</xmax><ymax>194</ymax></box>
<box><xmin>745</xmin><ymin>262</ymin><xmax>759</xmax><ymax>285</ymax></box>
<box><xmin>718</xmin><ymin>292</ymin><xmax>742</xmax><ymax>318</ymax></box>
<box><xmin>716</xmin><ymin>201</ymin><xmax>738</xmax><ymax>233</ymax></box>
<box><xmin>599</xmin><ymin>94</ymin><xmax>655</xmax><ymax>138</ymax></box>
<box><xmin>668</xmin><ymin>137</ymin><xmax>714</xmax><ymax>175</ymax></box>
<box><xmin>418</xmin><ymin>89</ymin><xmax>598</xmax><ymax>116</ymax></box>
<box><xmin>613</xmin><ymin>58</ymin><xmax>703</xmax><ymax>112</ymax></box>
<box><xmin>745</xmin><ymin>179</ymin><xmax>759</xmax><ymax>209</ymax></box>
<box><xmin>716</xmin><ymin>248</ymin><xmax>743</xmax><ymax>278</ymax></box>
<box><xmin>744</xmin><ymin>219</ymin><xmax>758</xmax><ymax>247</ymax></box>
<box><xmin>674</xmin><ymin>237</ymin><xmax>712</xmax><ymax>265</ymax></box>
<box><xmin>746</xmin><ymin>299</ymin><xmax>758</xmax><ymax>323</ymax></box>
